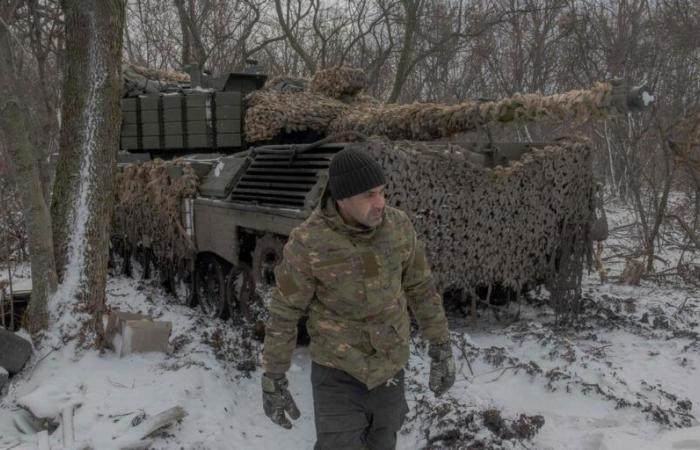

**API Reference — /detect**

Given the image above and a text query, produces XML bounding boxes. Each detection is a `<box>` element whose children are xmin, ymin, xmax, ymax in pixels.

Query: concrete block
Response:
<box><xmin>105</xmin><ymin>310</ymin><xmax>172</xmax><ymax>357</ymax></box>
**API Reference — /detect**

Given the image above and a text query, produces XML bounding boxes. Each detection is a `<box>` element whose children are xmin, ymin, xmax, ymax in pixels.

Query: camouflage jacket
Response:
<box><xmin>262</xmin><ymin>198</ymin><xmax>450</xmax><ymax>389</ymax></box>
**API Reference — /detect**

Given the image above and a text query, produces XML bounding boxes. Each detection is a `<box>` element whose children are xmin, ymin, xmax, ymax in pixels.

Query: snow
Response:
<box><xmin>1</xmin><ymin>201</ymin><xmax>700</xmax><ymax>449</ymax></box>
<box><xmin>213</xmin><ymin>160</ymin><xmax>224</xmax><ymax>177</ymax></box>
<box><xmin>0</xmin><ymin>277</ymin><xmax>31</xmax><ymax>293</ymax></box>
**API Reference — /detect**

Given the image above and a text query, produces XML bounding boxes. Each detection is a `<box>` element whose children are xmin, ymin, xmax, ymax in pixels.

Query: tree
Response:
<box><xmin>49</xmin><ymin>0</ymin><xmax>125</xmax><ymax>343</ymax></box>
<box><xmin>0</xmin><ymin>0</ymin><xmax>57</xmax><ymax>336</ymax></box>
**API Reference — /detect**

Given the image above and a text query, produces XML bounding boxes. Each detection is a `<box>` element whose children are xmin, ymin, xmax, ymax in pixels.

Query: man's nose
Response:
<box><xmin>374</xmin><ymin>194</ymin><xmax>385</xmax><ymax>210</ymax></box>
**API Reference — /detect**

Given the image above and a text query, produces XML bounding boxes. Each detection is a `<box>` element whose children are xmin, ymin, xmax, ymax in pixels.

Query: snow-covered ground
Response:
<box><xmin>1</xmin><ymin>201</ymin><xmax>700</xmax><ymax>450</ymax></box>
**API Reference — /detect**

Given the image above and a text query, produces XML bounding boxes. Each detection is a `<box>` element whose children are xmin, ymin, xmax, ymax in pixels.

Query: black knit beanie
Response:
<box><xmin>328</xmin><ymin>148</ymin><xmax>386</xmax><ymax>200</ymax></box>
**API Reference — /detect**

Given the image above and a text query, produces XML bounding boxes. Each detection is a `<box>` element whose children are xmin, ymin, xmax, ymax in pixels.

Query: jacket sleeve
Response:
<box><xmin>402</xmin><ymin>219</ymin><xmax>450</xmax><ymax>345</ymax></box>
<box><xmin>262</xmin><ymin>230</ymin><xmax>316</xmax><ymax>374</ymax></box>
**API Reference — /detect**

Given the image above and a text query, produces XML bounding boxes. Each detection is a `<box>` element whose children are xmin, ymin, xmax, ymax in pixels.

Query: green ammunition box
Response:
<box><xmin>121</xmin><ymin>123</ymin><xmax>138</xmax><ymax>137</ymax></box>
<box><xmin>164</xmin><ymin>135</ymin><xmax>184</xmax><ymax>149</ymax></box>
<box><xmin>215</xmin><ymin>106</ymin><xmax>241</xmax><ymax>120</ymax></box>
<box><xmin>142</xmin><ymin>136</ymin><xmax>160</xmax><ymax>149</ymax></box>
<box><xmin>187</xmin><ymin>121</ymin><xmax>210</xmax><ymax>135</ymax></box>
<box><xmin>142</xmin><ymin>123</ymin><xmax>160</xmax><ymax>136</ymax></box>
<box><xmin>164</xmin><ymin>122</ymin><xmax>184</xmax><ymax>135</ymax></box>
<box><xmin>163</xmin><ymin>109</ymin><xmax>182</xmax><ymax>122</ymax></box>
<box><xmin>121</xmin><ymin>137</ymin><xmax>139</xmax><ymax>150</ymax></box>
<box><xmin>186</xmin><ymin>94</ymin><xmax>209</xmax><ymax>109</ymax></box>
<box><xmin>123</xmin><ymin>111</ymin><xmax>138</xmax><ymax>125</ymax></box>
<box><xmin>215</xmin><ymin>120</ymin><xmax>240</xmax><ymax>133</ymax></box>
<box><xmin>217</xmin><ymin>133</ymin><xmax>242</xmax><ymax>148</ymax></box>
<box><xmin>140</xmin><ymin>96</ymin><xmax>160</xmax><ymax>111</ymax></box>
<box><xmin>188</xmin><ymin>134</ymin><xmax>211</xmax><ymax>148</ymax></box>
<box><xmin>186</xmin><ymin>108</ymin><xmax>208</xmax><ymax>121</ymax></box>
<box><xmin>141</xmin><ymin>110</ymin><xmax>159</xmax><ymax>123</ymax></box>
<box><xmin>122</xmin><ymin>98</ymin><xmax>138</xmax><ymax>112</ymax></box>
<box><xmin>162</xmin><ymin>95</ymin><xmax>182</xmax><ymax>110</ymax></box>
<box><xmin>215</xmin><ymin>91</ymin><xmax>241</xmax><ymax>107</ymax></box>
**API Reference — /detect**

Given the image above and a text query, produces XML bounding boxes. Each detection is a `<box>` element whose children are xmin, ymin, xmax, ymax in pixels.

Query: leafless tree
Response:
<box><xmin>50</xmin><ymin>0</ymin><xmax>125</xmax><ymax>343</ymax></box>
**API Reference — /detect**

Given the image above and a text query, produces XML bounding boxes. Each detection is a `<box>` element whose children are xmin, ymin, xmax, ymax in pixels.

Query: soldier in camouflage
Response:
<box><xmin>262</xmin><ymin>147</ymin><xmax>455</xmax><ymax>449</ymax></box>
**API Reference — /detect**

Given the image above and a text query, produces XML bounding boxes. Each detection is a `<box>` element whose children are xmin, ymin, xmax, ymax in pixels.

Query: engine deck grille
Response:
<box><xmin>231</xmin><ymin>144</ymin><xmax>345</xmax><ymax>209</ymax></box>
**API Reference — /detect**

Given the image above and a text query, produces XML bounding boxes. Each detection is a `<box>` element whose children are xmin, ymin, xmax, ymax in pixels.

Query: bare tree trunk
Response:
<box><xmin>0</xmin><ymin>4</ymin><xmax>57</xmax><ymax>337</ymax></box>
<box><xmin>173</xmin><ymin>0</ymin><xmax>192</xmax><ymax>67</ymax></box>
<box><xmin>388</xmin><ymin>0</ymin><xmax>420</xmax><ymax>103</ymax></box>
<box><xmin>50</xmin><ymin>0</ymin><xmax>125</xmax><ymax>344</ymax></box>
<box><xmin>0</xmin><ymin>102</ymin><xmax>57</xmax><ymax>335</ymax></box>
<box><xmin>274</xmin><ymin>0</ymin><xmax>317</xmax><ymax>74</ymax></box>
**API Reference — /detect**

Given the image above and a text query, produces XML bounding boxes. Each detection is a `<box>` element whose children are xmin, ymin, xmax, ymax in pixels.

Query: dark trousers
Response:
<box><xmin>311</xmin><ymin>362</ymin><xmax>409</xmax><ymax>450</ymax></box>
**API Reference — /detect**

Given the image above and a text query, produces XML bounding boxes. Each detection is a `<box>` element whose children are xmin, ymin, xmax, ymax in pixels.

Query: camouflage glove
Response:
<box><xmin>262</xmin><ymin>372</ymin><xmax>300</xmax><ymax>429</ymax></box>
<box><xmin>428</xmin><ymin>342</ymin><xmax>455</xmax><ymax>397</ymax></box>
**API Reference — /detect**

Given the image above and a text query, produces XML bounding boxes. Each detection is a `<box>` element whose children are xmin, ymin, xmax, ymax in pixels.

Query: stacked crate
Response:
<box><xmin>140</xmin><ymin>95</ymin><xmax>161</xmax><ymax>149</ymax></box>
<box><xmin>163</xmin><ymin>94</ymin><xmax>184</xmax><ymax>149</ymax></box>
<box><xmin>214</xmin><ymin>91</ymin><xmax>242</xmax><ymax>148</ymax></box>
<box><xmin>120</xmin><ymin>90</ymin><xmax>244</xmax><ymax>152</ymax></box>
<box><xmin>185</xmin><ymin>93</ymin><xmax>212</xmax><ymax>149</ymax></box>
<box><xmin>121</xmin><ymin>98</ymin><xmax>139</xmax><ymax>150</ymax></box>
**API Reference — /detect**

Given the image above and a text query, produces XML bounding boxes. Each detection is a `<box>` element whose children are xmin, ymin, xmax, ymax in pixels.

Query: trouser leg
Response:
<box><xmin>365</xmin><ymin>370</ymin><xmax>408</xmax><ymax>450</ymax></box>
<box><xmin>312</xmin><ymin>363</ymin><xmax>370</xmax><ymax>450</ymax></box>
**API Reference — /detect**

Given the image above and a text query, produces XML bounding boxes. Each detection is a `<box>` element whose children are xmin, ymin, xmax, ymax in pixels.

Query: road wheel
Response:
<box><xmin>226</xmin><ymin>262</ymin><xmax>261</xmax><ymax>324</ymax></box>
<box><xmin>194</xmin><ymin>254</ymin><xmax>230</xmax><ymax>319</ymax></box>
<box><xmin>161</xmin><ymin>264</ymin><xmax>196</xmax><ymax>307</ymax></box>
<box><xmin>252</xmin><ymin>234</ymin><xmax>286</xmax><ymax>288</ymax></box>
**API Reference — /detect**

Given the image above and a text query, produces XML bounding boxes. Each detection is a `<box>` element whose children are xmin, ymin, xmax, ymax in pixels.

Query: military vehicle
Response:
<box><xmin>113</xmin><ymin>63</ymin><xmax>653</xmax><ymax>325</ymax></box>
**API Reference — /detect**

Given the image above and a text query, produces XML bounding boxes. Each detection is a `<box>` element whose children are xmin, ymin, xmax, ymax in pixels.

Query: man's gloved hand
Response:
<box><xmin>428</xmin><ymin>342</ymin><xmax>455</xmax><ymax>397</ymax></box>
<box><xmin>262</xmin><ymin>372</ymin><xmax>301</xmax><ymax>429</ymax></box>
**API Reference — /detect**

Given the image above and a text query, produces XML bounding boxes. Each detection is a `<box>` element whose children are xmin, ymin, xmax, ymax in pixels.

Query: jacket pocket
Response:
<box><xmin>370</xmin><ymin>316</ymin><xmax>410</xmax><ymax>352</ymax></box>
<box><xmin>311</xmin><ymin>254</ymin><xmax>356</xmax><ymax>286</ymax></box>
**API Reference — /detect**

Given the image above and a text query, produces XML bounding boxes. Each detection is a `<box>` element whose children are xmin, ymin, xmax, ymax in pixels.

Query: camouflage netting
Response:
<box><xmin>244</xmin><ymin>66</ymin><xmax>627</xmax><ymax>143</ymax></box>
<box><xmin>330</xmin><ymin>82</ymin><xmax>619</xmax><ymax>140</ymax></box>
<box><xmin>122</xmin><ymin>61</ymin><xmax>190</xmax><ymax>96</ymax></box>
<box><xmin>309</xmin><ymin>66</ymin><xmax>366</xmax><ymax>99</ymax></box>
<box><xmin>245</xmin><ymin>90</ymin><xmax>350</xmax><ymax>140</ymax></box>
<box><xmin>244</xmin><ymin>66</ymin><xmax>379</xmax><ymax>142</ymax></box>
<box><xmin>113</xmin><ymin>159</ymin><xmax>199</xmax><ymax>278</ymax></box>
<box><xmin>363</xmin><ymin>137</ymin><xmax>594</xmax><ymax>317</ymax></box>
<box><xmin>124</xmin><ymin>61</ymin><xmax>190</xmax><ymax>83</ymax></box>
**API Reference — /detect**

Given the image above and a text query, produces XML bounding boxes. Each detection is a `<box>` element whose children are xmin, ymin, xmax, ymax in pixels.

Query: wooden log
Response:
<box><xmin>110</xmin><ymin>406</ymin><xmax>186</xmax><ymax>450</ymax></box>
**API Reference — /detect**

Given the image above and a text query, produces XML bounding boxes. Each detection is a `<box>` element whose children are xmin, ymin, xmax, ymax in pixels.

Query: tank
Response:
<box><xmin>113</xmin><ymin>64</ymin><xmax>654</xmax><ymax>325</ymax></box>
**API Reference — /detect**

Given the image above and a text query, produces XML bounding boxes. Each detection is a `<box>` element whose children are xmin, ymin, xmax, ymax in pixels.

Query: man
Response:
<box><xmin>261</xmin><ymin>147</ymin><xmax>455</xmax><ymax>450</ymax></box>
